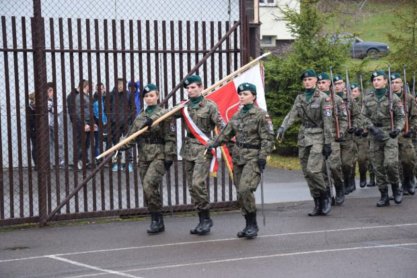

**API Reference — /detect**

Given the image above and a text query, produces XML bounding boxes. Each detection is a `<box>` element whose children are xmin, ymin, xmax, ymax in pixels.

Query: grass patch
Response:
<box><xmin>268</xmin><ymin>153</ymin><xmax>301</xmax><ymax>170</ymax></box>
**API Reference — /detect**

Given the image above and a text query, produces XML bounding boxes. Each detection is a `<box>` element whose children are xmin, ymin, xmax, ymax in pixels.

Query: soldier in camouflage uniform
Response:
<box><xmin>317</xmin><ymin>72</ymin><xmax>348</xmax><ymax>205</ymax></box>
<box><xmin>124</xmin><ymin>84</ymin><xmax>176</xmax><ymax>234</ymax></box>
<box><xmin>362</xmin><ymin>70</ymin><xmax>405</xmax><ymax>207</ymax></box>
<box><xmin>391</xmin><ymin>73</ymin><xmax>417</xmax><ymax>195</ymax></box>
<box><xmin>350</xmin><ymin>83</ymin><xmax>370</xmax><ymax>188</ymax></box>
<box><xmin>176</xmin><ymin>75</ymin><xmax>224</xmax><ymax>235</ymax></box>
<box><xmin>333</xmin><ymin>74</ymin><xmax>362</xmax><ymax>195</ymax></box>
<box><xmin>276</xmin><ymin>69</ymin><xmax>333</xmax><ymax>216</ymax></box>
<box><xmin>209</xmin><ymin>82</ymin><xmax>274</xmax><ymax>239</ymax></box>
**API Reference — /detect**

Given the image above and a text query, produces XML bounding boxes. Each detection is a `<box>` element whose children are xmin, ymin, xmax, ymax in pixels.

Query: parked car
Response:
<box><xmin>331</xmin><ymin>33</ymin><xmax>389</xmax><ymax>59</ymax></box>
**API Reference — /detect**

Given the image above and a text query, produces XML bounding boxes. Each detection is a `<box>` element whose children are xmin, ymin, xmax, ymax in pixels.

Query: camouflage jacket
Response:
<box><xmin>362</xmin><ymin>90</ymin><xmax>405</xmax><ymax>141</ymax></box>
<box><xmin>175</xmin><ymin>98</ymin><xmax>224</xmax><ymax>160</ymax></box>
<box><xmin>395</xmin><ymin>91</ymin><xmax>417</xmax><ymax>141</ymax></box>
<box><xmin>126</xmin><ymin>106</ymin><xmax>176</xmax><ymax>161</ymax></box>
<box><xmin>281</xmin><ymin>89</ymin><xmax>333</xmax><ymax>146</ymax></box>
<box><xmin>216</xmin><ymin>105</ymin><xmax>274</xmax><ymax>165</ymax></box>
<box><xmin>324</xmin><ymin>92</ymin><xmax>348</xmax><ymax>140</ymax></box>
<box><xmin>338</xmin><ymin>91</ymin><xmax>362</xmax><ymax>141</ymax></box>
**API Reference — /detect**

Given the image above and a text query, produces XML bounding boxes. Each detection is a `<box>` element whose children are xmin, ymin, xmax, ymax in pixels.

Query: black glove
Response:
<box><xmin>322</xmin><ymin>144</ymin><xmax>332</xmax><ymax>159</ymax></box>
<box><xmin>257</xmin><ymin>158</ymin><xmax>266</xmax><ymax>173</ymax></box>
<box><xmin>276</xmin><ymin>126</ymin><xmax>285</xmax><ymax>140</ymax></box>
<box><xmin>369</xmin><ymin>126</ymin><xmax>385</xmax><ymax>141</ymax></box>
<box><xmin>120</xmin><ymin>144</ymin><xmax>131</xmax><ymax>151</ymax></box>
<box><xmin>335</xmin><ymin>133</ymin><xmax>344</xmax><ymax>142</ymax></box>
<box><xmin>141</xmin><ymin>117</ymin><xmax>153</xmax><ymax>129</ymax></box>
<box><xmin>389</xmin><ymin>128</ymin><xmax>401</xmax><ymax>139</ymax></box>
<box><xmin>361</xmin><ymin>131</ymin><xmax>369</xmax><ymax>137</ymax></box>
<box><xmin>403</xmin><ymin>129</ymin><xmax>414</xmax><ymax>138</ymax></box>
<box><xmin>206</xmin><ymin>141</ymin><xmax>220</xmax><ymax>152</ymax></box>
<box><xmin>164</xmin><ymin>160</ymin><xmax>173</xmax><ymax>171</ymax></box>
<box><xmin>354</xmin><ymin>128</ymin><xmax>364</xmax><ymax>136</ymax></box>
<box><xmin>347</xmin><ymin>127</ymin><xmax>356</xmax><ymax>134</ymax></box>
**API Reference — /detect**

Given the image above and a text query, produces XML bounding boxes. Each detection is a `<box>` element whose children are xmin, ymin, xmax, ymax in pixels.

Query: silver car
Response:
<box><xmin>331</xmin><ymin>33</ymin><xmax>390</xmax><ymax>59</ymax></box>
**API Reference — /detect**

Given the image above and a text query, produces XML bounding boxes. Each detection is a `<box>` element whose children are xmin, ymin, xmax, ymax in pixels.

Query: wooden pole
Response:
<box><xmin>96</xmin><ymin>52</ymin><xmax>271</xmax><ymax>160</ymax></box>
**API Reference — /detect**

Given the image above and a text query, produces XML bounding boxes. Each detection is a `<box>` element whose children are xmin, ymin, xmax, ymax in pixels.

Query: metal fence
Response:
<box><xmin>0</xmin><ymin>0</ymin><xmax>253</xmax><ymax>226</ymax></box>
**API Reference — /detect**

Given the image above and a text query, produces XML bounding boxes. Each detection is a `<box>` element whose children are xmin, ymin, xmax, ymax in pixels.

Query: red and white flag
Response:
<box><xmin>206</xmin><ymin>63</ymin><xmax>266</xmax><ymax>176</ymax></box>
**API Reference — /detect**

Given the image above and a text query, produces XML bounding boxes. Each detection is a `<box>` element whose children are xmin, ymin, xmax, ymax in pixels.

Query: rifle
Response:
<box><xmin>345</xmin><ymin>68</ymin><xmax>353</xmax><ymax>130</ymax></box>
<box><xmin>359</xmin><ymin>74</ymin><xmax>365</xmax><ymax>113</ymax></box>
<box><xmin>413</xmin><ymin>72</ymin><xmax>416</xmax><ymax>98</ymax></box>
<box><xmin>388</xmin><ymin>66</ymin><xmax>394</xmax><ymax>132</ymax></box>
<box><xmin>403</xmin><ymin>65</ymin><xmax>409</xmax><ymax>134</ymax></box>
<box><xmin>329</xmin><ymin>67</ymin><xmax>341</xmax><ymax>140</ymax></box>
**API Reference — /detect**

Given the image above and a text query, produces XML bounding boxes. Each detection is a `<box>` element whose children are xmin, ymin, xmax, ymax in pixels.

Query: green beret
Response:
<box><xmin>143</xmin><ymin>83</ymin><xmax>158</xmax><ymax>95</ymax></box>
<box><xmin>333</xmin><ymin>74</ymin><xmax>344</xmax><ymax>82</ymax></box>
<box><xmin>350</xmin><ymin>83</ymin><xmax>359</xmax><ymax>90</ymax></box>
<box><xmin>183</xmin><ymin>75</ymin><xmax>202</xmax><ymax>88</ymax></box>
<box><xmin>317</xmin><ymin>72</ymin><xmax>330</xmax><ymax>81</ymax></box>
<box><xmin>371</xmin><ymin>70</ymin><xmax>386</xmax><ymax>81</ymax></box>
<box><xmin>237</xmin><ymin>82</ymin><xmax>256</xmax><ymax>95</ymax></box>
<box><xmin>390</xmin><ymin>72</ymin><xmax>401</xmax><ymax>81</ymax></box>
<box><xmin>300</xmin><ymin>69</ymin><xmax>317</xmax><ymax>80</ymax></box>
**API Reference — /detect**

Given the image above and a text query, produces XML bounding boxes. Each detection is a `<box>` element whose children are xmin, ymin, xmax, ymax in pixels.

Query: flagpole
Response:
<box><xmin>96</xmin><ymin>52</ymin><xmax>271</xmax><ymax>160</ymax></box>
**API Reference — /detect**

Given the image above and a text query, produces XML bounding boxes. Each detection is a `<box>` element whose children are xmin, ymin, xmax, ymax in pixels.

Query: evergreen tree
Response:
<box><xmin>387</xmin><ymin>0</ymin><xmax>417</xmax><ymax>79</ymax></box>
<box><xmin>265</xmin><ymin>0</ymin><xmax>348</xmax><ymax>154</ymax></box>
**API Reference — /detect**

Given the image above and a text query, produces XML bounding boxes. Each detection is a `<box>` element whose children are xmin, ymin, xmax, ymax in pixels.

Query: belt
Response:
<box><xmin>140</xmin><ymin>137</ymin><xmax>164</xmax><ymax>144</ymax></box>
<box><xmin>302</xmin><ymin>122</ymin><xmax>318</xmax><ymax>128</ymax></box>
<box><xmin>236</xmin><ymin>142</ymin><xmax>260</xmax><ymax>149</ymax></box>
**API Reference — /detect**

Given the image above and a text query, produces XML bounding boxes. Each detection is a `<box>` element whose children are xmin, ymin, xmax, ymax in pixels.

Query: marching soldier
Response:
<box><xmin>176</xmin><ymin>75</ymin><xmax>224</xmax><ymax>235</ymax></box>
<box><xmin>209</xmin><ymin>82</ymin><xmax>274</xmax><ymax>239</ymax></box>
<box><xmin>276</xmin><ymin>69</ymin><xmax>333</xmax><ymax>216</ymax></box>
<box><xmin>362</xmin><ymin>70</ymin><xmax>405</xmax><ymax>207</ymax></box>
<box><xmin>123</xmin><ymin>84</ymin><xmax>176</xmax><ymax>234</ymax></box>
<box><xmin>317</xmin><ymin>72</ymin><xmax>348</xmax><ymax>205</ymax></box>
<box><xmin>350</xmin><ymin>83</ymin><xmax>371</xmax><ymax>188</ymax></box>
<box><xmin>391</xmin><ymin>73</ymin><xmax>417</xmax><ymax>195</ymax></box>
<box><xmin>333</xmin><ymin>74</ymin><xmax>362</xmax><ymax>195</ymax></box>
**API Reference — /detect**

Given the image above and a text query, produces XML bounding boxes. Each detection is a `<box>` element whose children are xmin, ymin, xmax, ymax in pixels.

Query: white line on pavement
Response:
<box><xmin>1</xmin><ymin>222</ymin><xmax>416</xmax><ymax>264</ymax></box>
<box><xmin>47</xmin><ymin>255</ymin><xmax>143</xmax><ymax>278</ymax></box>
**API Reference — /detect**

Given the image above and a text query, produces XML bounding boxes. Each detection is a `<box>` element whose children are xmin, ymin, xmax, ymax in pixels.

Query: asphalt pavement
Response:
<box><xmin>1</xmin><ymin>167</ymin><xmax>416</xmax><ymax>278</ymax></box>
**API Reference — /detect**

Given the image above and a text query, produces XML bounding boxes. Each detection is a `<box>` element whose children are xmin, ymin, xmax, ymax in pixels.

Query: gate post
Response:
<box><xmin>32</xmin><ymin>0</ymin><xmax>49</xmax><ymax>226</ymax></box>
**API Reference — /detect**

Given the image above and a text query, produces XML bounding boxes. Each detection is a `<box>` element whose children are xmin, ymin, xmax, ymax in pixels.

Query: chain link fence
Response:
<box><xmin>0</xmin><ymin>0</ymin><xmax>251</xmax><ymax>225</ymax></box>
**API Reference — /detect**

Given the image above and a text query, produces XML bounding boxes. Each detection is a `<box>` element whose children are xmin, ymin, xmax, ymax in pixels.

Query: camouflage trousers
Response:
<box><xmin>353</xmin><ymin>136</ymin><xmax>370</xmax><ymax>177</ymax></box>
<box><xmin>369</xmin><ymin>137</ymin><xmax>400</xmax><ymax>190</ymax></box>
<box><xmin>139</xmin><ymin>159</ymin><xmax>166</xmax><ymax>212</ymax></box>
<box><xmin>233</xmin><ymin>160</ymin><xmax>261</xmax><ymax>215</ymax></box>
<box><xmin>299</xmin><ymin>144</ymin><xmax>326</xmax><ymax>198</ymax></box>
<box><xmin>340</xmin><ymin>137</ymin><xmax>357</xmax><ymax>180</ymax></box>
<box><xmin>398</xmin><ymin>136</ymin><xmax>416</xmax><ymax>183</ymax></box>
<box><xmin>322</xmin><ymin>141</ymin><xmax>344</xmax><ymax>189</ymax></box>
<box><xmin>184</xmin><ymin>157</ymin><xmax>211</xmax><ymax>211</ymax></box>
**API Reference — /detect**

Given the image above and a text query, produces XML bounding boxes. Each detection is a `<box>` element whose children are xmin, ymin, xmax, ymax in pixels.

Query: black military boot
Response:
<box><xmin>335</xmin><ymin>183</ymin><xmax>345</xmax><ymax>206</ymax></box>
<box><xmin>409</xmin><ymin>176</ymin><xmax>416</xmax><ymax>195</ymax></box>
<box><xmin>320</xmin><ymin>191</ymin><xmax>332</xmax><ymax>216</ymax></box>
<box><xmin>367</xmin><ymin>172</ymin><xmax>376</xmax><ymax>187</ymax></box>
<box><xmin>237</xmin><ymin>214</ymin><xmax>249</xmax><ymax>238</ymax></box>
<box><xmin>190</xmin><ymin>211</ymin><xmax>203</xmax><ymax>235</ymax></box>
<box><xmin>197</xmin><ymin>210</ymin><xmax>213</xmax><ymax>235</ymax></box>
<box><xmin>391</xmin><ymin>183</ymin><xmax>403</xmax><ymax>204</ymax></box>
<box><xmin>376</xmin><ymin>188</ymin><xmax>390</xmax><ymax>207</ymax></box>
<box><xmin>147</xmin><ymin>212</ymin><xmax>165</xmax><ymax>234</ymax></box>
<box><xmin>359</xmin><ymin>168</ymin><xmax>367</xmax><ymax>188</ymax></box>
<box><xmin>350</xmin><ymin>171</ymin><xmax>356</xmax><ymax>193</ymax></box>
<box><xmin>344</xmin><ymin>173</ymin><xmax>352</xmax><ymax>195</ymax></box>
<box><xmin>308</xmin><ymin>197</ymin><xmax>321</xmax><ymax>216</ymax></box>
<box><xmin>244</xmin><ymin>212</ymin><xmax>258</xmax><ymax>239</ymax></box>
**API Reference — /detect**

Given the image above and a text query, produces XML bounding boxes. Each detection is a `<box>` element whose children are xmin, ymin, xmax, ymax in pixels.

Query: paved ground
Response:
<box><xmin>1</xmin><ymin>168</ymin><xmax>417</xmax><ymax>278</ymax></box>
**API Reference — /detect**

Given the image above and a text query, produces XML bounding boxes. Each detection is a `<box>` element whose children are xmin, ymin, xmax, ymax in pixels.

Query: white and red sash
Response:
<box><xmin>181</xmin><ymin>106</ymin><xmax>219</xmax><ymax>176</ymax></box>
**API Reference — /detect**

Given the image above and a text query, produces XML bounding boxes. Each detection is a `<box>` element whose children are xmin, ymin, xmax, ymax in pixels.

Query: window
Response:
<box><xmin>261</xmin><ymin>36</ymin><xmax>275</xmax><ymax>46</ymax></box>
<box><xmin>260</xmin><ymin>0</ymin><xmax>276</xmax><ymax>6</ymax></box>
